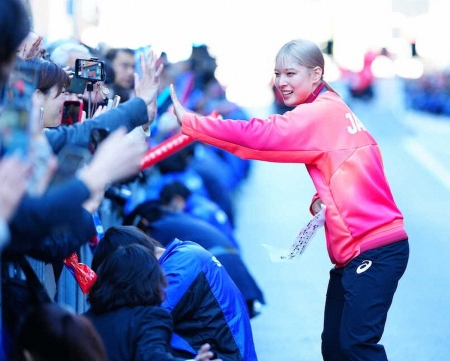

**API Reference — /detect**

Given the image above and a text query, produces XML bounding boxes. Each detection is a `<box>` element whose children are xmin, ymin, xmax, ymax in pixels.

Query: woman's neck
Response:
<box><xmin>304</xmin><ymin>81</ymin><xmax>325</xmax><ymax>103</ymax></box>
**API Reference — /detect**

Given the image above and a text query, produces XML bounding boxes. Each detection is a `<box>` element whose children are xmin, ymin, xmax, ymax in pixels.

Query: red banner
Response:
<box><xmin>140</xmin><ymin>110</ymin><xmax>219</xmax><ymax>170</ymax></box>
<box><xmin>140</xmin><ymin>132</ymin><xmax>194</xmax><ymax>170</ymax></box>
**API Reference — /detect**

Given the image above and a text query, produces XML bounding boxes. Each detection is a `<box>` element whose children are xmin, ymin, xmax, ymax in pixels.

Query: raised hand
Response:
<box><xmin>169</xmin><ymin>83</ymin><xmax>186</xmax><ymax>126</ymax></box>
<box><xmin>18</xmin><ymin>34</ymin><xmax>45</xmax><ymax>60</ymax></box>
<box><xmin>134</xmin><ymin>50</ymin><xmax>164</xmax><ymax>125</ymax></box>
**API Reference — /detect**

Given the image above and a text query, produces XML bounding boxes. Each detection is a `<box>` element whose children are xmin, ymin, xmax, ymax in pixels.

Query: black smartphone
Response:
<box><xmin>67</xmin><ymin>75</ymin><xmax>87</xmax><ymax>94</ymax></box>
<box><xmin>60</xmin><ymin>100</ymin><xmax>83</xmax><ymax>126</ymax></box>
<box><xmin>0</xmin><ymin>59</ymin><xmax>41</xmax><ymax>158</ymax></box>
<box><xmin>50</xmin><ymin>145</ymin><xmax>92</xmax><ymax>186</ymax></box>
<box><xmin>74</xmin><ymin>58</ymin><xmax>106</xmax><ymax>82</ymax></box>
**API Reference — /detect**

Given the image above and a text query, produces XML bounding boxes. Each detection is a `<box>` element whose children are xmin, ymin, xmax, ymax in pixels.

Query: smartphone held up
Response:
<box><xmin>61</xmin><ymin>100</ymin><xmax>83</xmax><ymax>126</ymax></box>
<box><xmin>74</xmin><ymin>58</ymin><xmax>105</xmax><ymax>82</ymax></box>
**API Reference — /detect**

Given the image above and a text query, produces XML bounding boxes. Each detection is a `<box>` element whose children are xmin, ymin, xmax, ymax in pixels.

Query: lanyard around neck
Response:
<box><xmin>304</xmin><ymin>81</ymin><xmax>326</xmax><ymax>104</ymax></box>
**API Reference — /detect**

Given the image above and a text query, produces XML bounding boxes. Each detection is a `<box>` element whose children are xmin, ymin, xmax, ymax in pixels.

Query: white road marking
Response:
<box><xmin>403</xmin><ymin>137</ymin><xmax>450</xmax><ymax>193</ymax></box>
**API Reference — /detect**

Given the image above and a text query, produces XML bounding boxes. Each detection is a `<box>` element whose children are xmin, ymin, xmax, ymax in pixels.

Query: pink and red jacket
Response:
<box><xmin>180</xmin><ymin>91</ymin><xmax>408</xmax><ymax>267</ymax></box>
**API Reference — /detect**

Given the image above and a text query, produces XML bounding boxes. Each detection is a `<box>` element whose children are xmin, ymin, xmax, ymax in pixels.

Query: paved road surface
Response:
<box><xmin>235</xmin><ymin>79</ymin><xmax>450</xmax><ymax>361</ymax></box>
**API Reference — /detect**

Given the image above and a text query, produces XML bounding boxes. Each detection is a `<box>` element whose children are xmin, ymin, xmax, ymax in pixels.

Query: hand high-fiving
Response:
<box><xmin>169</xmin><ymin>84</ymin><xmax>186</xmax><ymax>126</ymax></box>
<box><xmin>134</xmin><ymin>50</ymin><xmax>164</xmax><ymax>125</ymax></box>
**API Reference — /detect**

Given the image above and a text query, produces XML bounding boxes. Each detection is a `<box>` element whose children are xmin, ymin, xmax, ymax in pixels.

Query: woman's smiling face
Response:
<box><xmin>274</xmin><ymin>56</ymin><xmax>319</xmax><ymax>106</ymax></box>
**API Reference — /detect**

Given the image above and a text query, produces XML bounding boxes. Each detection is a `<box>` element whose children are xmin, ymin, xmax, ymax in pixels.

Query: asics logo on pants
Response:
<box><xmin>356</xmin><ymin>260</ymin><xmax>372</xmax><ymax>274</ymax></box>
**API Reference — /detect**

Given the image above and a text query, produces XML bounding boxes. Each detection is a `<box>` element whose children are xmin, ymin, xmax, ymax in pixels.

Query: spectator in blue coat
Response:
<box><xmin>123</xmin><ymin>200</ymin><xmax>265</xmax><ymax>318</ymax></box>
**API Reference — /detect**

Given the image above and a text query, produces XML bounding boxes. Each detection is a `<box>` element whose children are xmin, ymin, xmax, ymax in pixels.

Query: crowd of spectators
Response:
<box><xmin>403</xmin><ymin>68</ymin><xmax>450</xmax><ymax>116</ymax></box>
<box><xmin>0</xmin><ymin>0</ymin><xmax>262</xmax><ymax>360</ymax></box>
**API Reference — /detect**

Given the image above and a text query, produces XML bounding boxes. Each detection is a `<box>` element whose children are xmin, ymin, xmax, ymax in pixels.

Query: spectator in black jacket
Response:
<box><xmin>85</xmin><ymin>243</ymin><xmax>220</xmax><ymax>361</ymax></box>
<box><xmin>104</xmin><ymin>48</ymin><xmax>136</xmax><ymax>103</ymax></box>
